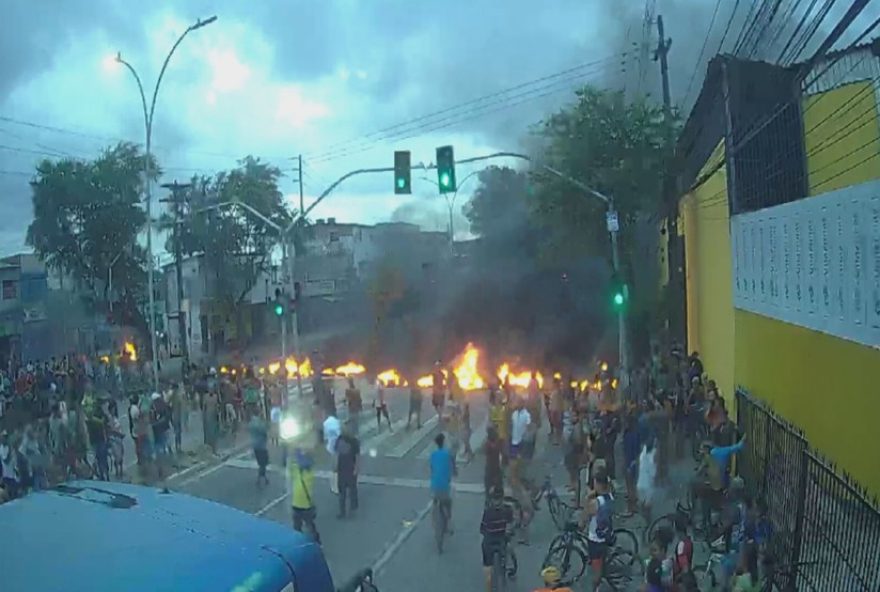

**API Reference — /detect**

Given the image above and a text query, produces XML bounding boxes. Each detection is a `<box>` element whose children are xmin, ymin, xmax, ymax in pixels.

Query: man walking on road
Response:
<box><xmin>336</xmin><ymin>422</ymin><xmax>360</xmax><ymax>518</ymax></box>
<box><xmin>249</xmin><ymin>413</ymin><xmax>269</xmax><ymax>487</ymax></box>
<box><xmin>430</xmin><ymin>432</ymin><xmax>455</xmax><ymax>534</ymax></box>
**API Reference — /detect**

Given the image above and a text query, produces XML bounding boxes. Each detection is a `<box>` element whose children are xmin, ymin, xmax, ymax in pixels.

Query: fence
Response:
<box><xmin>735</xmin><ymin>388</ymin><xmax>880</xmax><ymax>591</ymax></box>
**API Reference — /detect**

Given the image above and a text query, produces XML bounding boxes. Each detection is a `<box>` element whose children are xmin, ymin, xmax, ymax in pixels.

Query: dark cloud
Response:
<box><xmin>0</xmin><ymin>0</ymin><xmax>148</xmax><ymax>102</ymax></box>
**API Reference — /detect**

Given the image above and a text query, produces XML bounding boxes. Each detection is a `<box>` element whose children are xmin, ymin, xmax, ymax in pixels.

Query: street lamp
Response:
<box><xmin>110</xmin><ymin>15</ymin><xmax>217</xmax><ymax>389</ymax></box>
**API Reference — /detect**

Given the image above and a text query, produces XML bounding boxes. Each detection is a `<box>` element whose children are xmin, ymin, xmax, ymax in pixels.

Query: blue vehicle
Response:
<box><xmin>0</xmin><ymin>480</ymin><xmax>376</xmax><ymax>592</ymax></box>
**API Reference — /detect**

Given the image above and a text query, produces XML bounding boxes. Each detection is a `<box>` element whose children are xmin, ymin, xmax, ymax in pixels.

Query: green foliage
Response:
<box><xmin>163</xmin><ymin>156</ymin><xmax>287</xmax><ymax>315</ymax></box>
<box><xmin>530</xmin><ymin>86</ymin><xmax>677</xmax><ymax>265</ymax></box>
<box><xmin>26</xmin><ymin>142</ymin><xmax>152</xmax><ymax>306</ymax></box>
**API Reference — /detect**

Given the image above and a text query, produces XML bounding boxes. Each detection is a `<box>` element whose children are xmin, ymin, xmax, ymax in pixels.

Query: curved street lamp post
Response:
<box><xmin>113</xmin><ymin>15</ymin><xmax>217</xmax><ymax>389</ymax></box>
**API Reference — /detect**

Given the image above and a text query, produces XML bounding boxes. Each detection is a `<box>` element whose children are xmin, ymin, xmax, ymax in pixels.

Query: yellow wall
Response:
<box><xmin>735</xmin><ymin>310</ymin><xmax>880</xmax><ymax>497</ymax></box>
<box><xmin>680</xmin><ymin>141</ymin><xmax>736</xmax><ymax>404</ymax></box>
<box><xmin>730</xmin><ymin>77</ymin><xmax>880</xmax><ymax>498</ymax></box>
<box><xmin>803</xmin><ymin>80</ymin><xmax>880</xmax><ymax>195</ymax></box>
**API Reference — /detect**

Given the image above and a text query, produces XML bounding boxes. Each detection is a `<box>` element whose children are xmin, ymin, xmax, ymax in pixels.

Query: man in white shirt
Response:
<box><xmin>323</xmin><ymin>411</ymin><xmax>341</xmax><ymax>494</ymax></box>
<box><xmin>509</xmin><ymin>398</ymin><xmax>531</xmax><ymax>487</ymax></box>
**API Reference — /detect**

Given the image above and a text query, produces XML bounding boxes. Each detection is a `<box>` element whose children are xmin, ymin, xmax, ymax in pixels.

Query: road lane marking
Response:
<box><xmin>385</xmin><ymin>415</ymin><xmax>439</xmax><ymax>458</ymax></box>
<box><xmin>256</xmin><ymin>491</ymin><xmax>290</xmax><ymax>516</ymax></box>
<box><xmin>173</xmin><ymin>445</ymin><xmax>251</xmax><ymax>488</ymax></box>
<box><xmin>224</xmin><ymin>458</ymin><xmax>485</xmax><ymax>494</ymax></box>
<box><xmin>371</xmin><ymin>500</ymin><xmax>432</xmax><ymax>577</ymax></box>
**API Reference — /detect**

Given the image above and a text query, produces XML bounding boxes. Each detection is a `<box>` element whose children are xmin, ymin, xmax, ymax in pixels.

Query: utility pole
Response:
<box><xmin>290</xmin><ymin>155</ymin><xmax>305</xmax><ymax>401</ymax></box>
<box><xmin>655</xmin><ymin>14</ymin><xmax>684</xmax><ymax>346</ymax></box>
<box><xmin>159</xmin><ymin>181</ymin><xmax>191</xmax><ymax>383</ymax></box>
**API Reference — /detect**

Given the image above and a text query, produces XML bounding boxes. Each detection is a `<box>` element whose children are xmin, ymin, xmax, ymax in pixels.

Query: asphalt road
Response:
<box><xmin>162</xmin><ymin>379</ymin><xmax>703</xmax><ymax>592</ymax></box>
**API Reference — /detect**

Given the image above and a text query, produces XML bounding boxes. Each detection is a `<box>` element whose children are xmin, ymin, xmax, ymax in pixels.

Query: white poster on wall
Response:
<box><xmin>731</xmin><ymin>179</ymin><xmax>880</xmax><ymax>348</ymax></box>
<box><xmin>869</xmin><ymin>193</ymin><xmax>880</xmax><ymax>332</ymax></box>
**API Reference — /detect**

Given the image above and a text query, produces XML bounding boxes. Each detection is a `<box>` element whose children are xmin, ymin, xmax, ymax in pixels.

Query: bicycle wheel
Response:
<box><xmin>432</xmin><ymin>501</ymin><xmax>446</xmax><ymax>553</ymax></box>
<box><xmin>611</xmin><ymin>528</ymin><xmax>639</xmax><ymax>562</ymax></box>
<box><xmin>693</xmin><ymin>561</ymin><xmax>722</xmax><ymax>590</ymax></box>
<box><xmin>645</xmin><ymin>513</ymin><xmax>676</xmax><ymax>544</ymax></box>
<box><xmin>543</xmin><ymin>542</ymin><xmax>588</xmax><ymax>583</ymax></box>
<box><xmin>503</xmin><ymin>496</ymin><xmax>524</xmax><ymax>529</ymax></box>
<box><xmin>506</xmin><ymin>545</ymin><xmax>518</xmax><ymax>579</ymax></box>
<box><xmin>491</xmin><ymin>550</ymin><xmax>506</xmax><ymax>592</ymax></box>
<box><xmin>548</xmin><ymin>496</ymin><xmax>575</xmax><ymax>531</ymax></box>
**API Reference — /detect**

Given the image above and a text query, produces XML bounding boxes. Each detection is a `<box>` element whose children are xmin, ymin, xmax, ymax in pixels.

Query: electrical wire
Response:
<box><xmin>307</xmin><ymin>57</ymin><xmax>626</xmax><ymax>165</ymax></box>
<box><xmin>716</xmin><ymin>0</ymin><xmax>743</xmax><ymax>55</ymax></box>
<box><xmin>683</xmin><ymin>0</ymin><xmax>724</xmax><ymax>108</ymax></box>
<box><xmin>304</xmin><ymin>52</ymin><xmax>631</xmax><ymax>163</ymax></box>
<box><xmin>745</xmin><ymin>0</ymin><xmax>785</xmax><ymax>59</ymax></box>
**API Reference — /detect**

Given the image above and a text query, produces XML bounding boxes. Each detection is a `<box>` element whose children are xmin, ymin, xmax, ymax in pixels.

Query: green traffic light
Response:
<box><xmin>613</xmin><ymin>293</ymin><xmax>624</xmax><ymax>306</ymax></box>
<box><xmin>439</xmin><ymin>172</ymin><xmax>451</xmax><ymax>188</ymax></box>
<box><xmin>274</xmin><ymin>303</ymin><xmax>284</xmax><ymax>316</ymax></box>
<box><xmin>396</xmin><ymin>177</ymin><xmax>406</xmax><ymax>189</ymax></box>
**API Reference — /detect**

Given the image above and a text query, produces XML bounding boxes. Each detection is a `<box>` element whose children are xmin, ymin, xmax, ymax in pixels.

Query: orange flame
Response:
<box><xmin>497</xmin><ymin>363</ymin><xmax>543</xmax><ymax>389</ymax></box>
<box><xmin>453</xmin><ymin>342</ymin><xmax>485</xmax><ymax>391</ymax></box>
<box><xmin>123</xmin><ymin>342</ymin><xmax>137</xmax><ymax>362</ymax></box>
<box><xmin>335</xmin><ymin>362</ymin><xmax>366</xmax><ymax>377</ymax></box>
<box><xmin>268</xmin><ymin>362</ymin><xmax>281</xmax><ymax>375</ymax></box>
<box><xmin>377</xmin><ymin>369</ymin><xmax>403</xmax><ymax>387</ymax></box>
<box><xmin>322</xmin><ymin>368</ymin><xmax>335</xmax><ymax>377</ymax></box>
<box><xmin>284</xmin><ymin>357</ymin><xmax>313</xmax><ymax>378</ymax></box>
<box><xmin>416</xmin><ymin>375</ymin><xmax>433</xmax><ymax>388</ymax></box>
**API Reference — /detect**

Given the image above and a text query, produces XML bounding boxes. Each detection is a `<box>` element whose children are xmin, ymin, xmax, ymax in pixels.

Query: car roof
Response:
<box><xmin>0</xmin><ymin>480</ymin><xmax>333</xmax><ymax>592</ymax></box>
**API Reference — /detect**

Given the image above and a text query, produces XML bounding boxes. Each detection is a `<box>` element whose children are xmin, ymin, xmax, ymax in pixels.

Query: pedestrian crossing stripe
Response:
<box><xmin>415</xmin><ymin>417</ymin><xmax>490</xmax><ymax>461</ymax></box>
<box><xmin>386</xmin><ymin>415</ymin><xmax>440</xmax><ymax>458</ymax></box>
<box><xmin>224</xmin><ymin>458</ymin><xmax>485</xmax><ymax>494</ymax></box>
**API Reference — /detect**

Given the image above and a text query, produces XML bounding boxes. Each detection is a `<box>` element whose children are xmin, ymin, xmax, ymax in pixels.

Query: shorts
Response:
<box><xmin>509</xmin><ymin>443</ymin><xmax>522</xmax><ymax>458</ymax></box>
<box><xmin>481</xmin><ymin>537</ymin><xmax>504</xmax><ymax>567</ymax></box>
<box><xmin>587</xmin><ymin>539</ymin><xmax>608</xmax><ymax>562</ymax></box>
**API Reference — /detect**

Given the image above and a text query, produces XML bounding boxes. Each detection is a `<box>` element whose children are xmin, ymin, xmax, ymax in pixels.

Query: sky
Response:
<box><xmin>0</xmin><ymin>0</ymin><xmax>868</xmax><ymax>257</ymax></box>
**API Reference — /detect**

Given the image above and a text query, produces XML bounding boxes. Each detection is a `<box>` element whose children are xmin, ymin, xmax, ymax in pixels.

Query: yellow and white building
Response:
<box><xmin>674</xmin><ymin>41</ymin><xmax>880</xmax><ymax>497</ymax></box>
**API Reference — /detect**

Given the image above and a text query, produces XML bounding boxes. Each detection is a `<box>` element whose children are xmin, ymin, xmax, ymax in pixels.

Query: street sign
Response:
<box><xmin>606</xmin><ymin>210</ymin><xmax>619</xmax><ymax>233</ymax></box>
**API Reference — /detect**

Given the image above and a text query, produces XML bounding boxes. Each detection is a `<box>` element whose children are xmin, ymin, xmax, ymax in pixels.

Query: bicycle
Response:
<box><xmin>505</xmin><ymin>474</ymin><xmax>576</xmax><ymax>531</ymax></box>
<box><xmin>542</xmin><ymin>522</ymin><xmax>640</xmax><ymax>589</ymax></box>
<box><xmin>432</xmin><ymin>495</ymin><xmax>451</xmax><ymax>553</ymax></box>
<box><xmin>691</xmin><ymin>536</ymin><xmax>729</xmax><ymax>590</ymax></box>
<box><xmin>489</xmin><ymin>530</ymin><xmax>518</xmax><ymax>592</ymax></box>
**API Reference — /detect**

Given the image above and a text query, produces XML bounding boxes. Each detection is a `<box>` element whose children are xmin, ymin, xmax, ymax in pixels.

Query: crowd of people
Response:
<box><xmin>0</xmin><ymin>346</ymin><xmax>288</xmax><ymax>504</ymax></box>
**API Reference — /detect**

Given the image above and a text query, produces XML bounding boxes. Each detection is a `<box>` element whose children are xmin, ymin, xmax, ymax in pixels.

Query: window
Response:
<box><xmin>2</xmin><ymin>280</ymin><xmax>17</xmax><ymax>300</ymax></box>
<box><xmin>329</xmin><ymin>232</ymin><xmax>339</xmax><ymax>242</ymax></box>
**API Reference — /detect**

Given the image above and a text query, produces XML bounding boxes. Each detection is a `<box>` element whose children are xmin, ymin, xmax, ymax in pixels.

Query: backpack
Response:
<box><xmin>595</xmin><ymin>493</ymin><xmax>614</xmax><ymax>540</ymax></box>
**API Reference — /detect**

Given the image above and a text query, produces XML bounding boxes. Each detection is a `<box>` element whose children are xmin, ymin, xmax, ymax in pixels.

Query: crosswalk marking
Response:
<box><xmin>225</xmin><ymin>458</ymin><xmax>484</xmax><ymax>494</ymax></box>
<box><xmin>386</xmin><ymin>415</ymin><xmax>439</xmax><ymax>458</ymax></box>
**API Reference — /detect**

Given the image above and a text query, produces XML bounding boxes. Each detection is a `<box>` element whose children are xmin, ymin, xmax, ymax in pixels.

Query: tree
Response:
<box><xmin>163</xmin><ymin>157</ymin><xmax>288</xmax><ymax>342</ymax></box>
<box><xmin>530</xmin><ymin>86</ymin><xmax>679</xmax><ymax>357</ymax></box>
<box><xmin>531</xmin><ymin>86</ymin><xmax>676</xmax><ymax>264</ymax></box>
<box><xmin>27</xmin><ymin>142</ymin><xmax>152</xmax><ymax>320</ymax></box>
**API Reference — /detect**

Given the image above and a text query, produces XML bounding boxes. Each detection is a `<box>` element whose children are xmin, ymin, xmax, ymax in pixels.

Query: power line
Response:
<box><xmin>304</xmin><ymin>52</ymin><xmax>631</xmax><ymax>162</ymax></box>
<box><xmin>684</xmin><ymin>0</ymin><xmax>724</xmax><ymax>107</ymax></box>
<box><xmin>777</xmin><ymin>0</ymin><xmax>823</xmax><ymax>63</ymax></box>
<box><xmin>716</xmin><ymin>0</ymin><xmax>743</xmax><ymax>55</ymax></box>
<box><xmin>308</xmin><ymin>59</ymin><xmax>625</xmax><ymax>165</ymax></box>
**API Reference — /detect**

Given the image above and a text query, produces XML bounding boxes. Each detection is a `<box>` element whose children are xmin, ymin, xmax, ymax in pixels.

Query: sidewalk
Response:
<box><xmin>121</xmin><ymin>410</ymin><xmax>249</xmax><ymax>485</ymax></box>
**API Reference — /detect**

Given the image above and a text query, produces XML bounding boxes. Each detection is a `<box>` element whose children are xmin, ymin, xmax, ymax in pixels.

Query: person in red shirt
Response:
<box><xmin>672</xmin><ymin>513</ymin><xmax>695</xmax><ymax>591</ymax></box>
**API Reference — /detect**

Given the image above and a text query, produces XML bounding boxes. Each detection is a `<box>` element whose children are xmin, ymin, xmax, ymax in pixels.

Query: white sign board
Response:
<box><xmin>606</xmin><ymin>210</ymin><xmax>619</xmax><ymax>233</ymax></box>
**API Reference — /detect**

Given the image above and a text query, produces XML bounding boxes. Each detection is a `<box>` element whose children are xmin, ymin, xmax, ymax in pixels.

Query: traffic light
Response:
<box><xmin>273</xmin><ymin>287</ymin><xmax>284</xmax><ymax>316</ymax></box>
<box><xmin>394</xmin><ymin>150</ymin><xmax>411</xmax><ymax>194</ymax></box>
<box><xmin>436</xmin><ymin>145</ymin><xmax>456</xmax><ymax>193</ymax></box>
<box><xmin>610</xmin><ymin>274</ymin><xmax>627</xmax><ymax>310</ymax></box>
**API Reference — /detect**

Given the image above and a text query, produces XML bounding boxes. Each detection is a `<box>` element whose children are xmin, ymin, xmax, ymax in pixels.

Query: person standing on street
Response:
<box><xmin>249</xmin><ymin>413</ymin><xmax>269</xmax><ymax>487</ymax></box>
<box><xmin>407</xmin><ymin>384</ymin><xmax>423</xmax><ymax>430</ymax></box>
<box><xmin>345</xmin><ymin>377</ymin><xmax>362</xmax><ymax>426</ymax></box>
<box><xmin>432</xmin><ymin>363</ymin><xmax>446</xmax><ymax>421</ymax></box>
<box><xmin>483</xmin><ymin>425</ymin><xmax>504</xmax><ymax>496</ymax></box>
<box><xmin>375</xmin><ymin>381</ymin><xmax>392</xmax><ymax>432</ymax></box>
<box><xmin>287</xmin><ymin>446</ymin><xmax>320</xmax><ymax>544</ymax></box>
<box><xmin>323</xmin><ymin>410</ymin><xmax>341</xmax><ymax>495</ymax></box>
<box><xmin>335</xmin><ymin>422</ymin><xmax>360</xmax><ymax>518</ymax></box>
<box><xmin>170</xmin><ymin>382</ymin><xmax>184</xmax><ymax>454</ymax></box>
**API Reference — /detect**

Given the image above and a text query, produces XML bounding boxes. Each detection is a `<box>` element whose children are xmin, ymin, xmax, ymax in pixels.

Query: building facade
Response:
<box><xmin>673</xmin><ymin>42</ymin><xmax>880</xmax><ymax>496</ymax></box>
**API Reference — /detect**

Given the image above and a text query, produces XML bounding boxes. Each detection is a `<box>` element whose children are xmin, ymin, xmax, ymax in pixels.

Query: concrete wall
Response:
<box><xmin>681</xmin><ymin>141</ymin><xmax>736</xmax><ymax>404</ymax></box>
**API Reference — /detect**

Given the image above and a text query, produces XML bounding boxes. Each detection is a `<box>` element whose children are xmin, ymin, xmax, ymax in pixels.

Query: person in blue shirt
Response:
<box><xmin>430</xmin><ymin>432</ymin><xmax>455</xmax><ymax>532</ymax></box>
